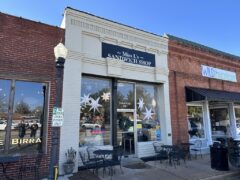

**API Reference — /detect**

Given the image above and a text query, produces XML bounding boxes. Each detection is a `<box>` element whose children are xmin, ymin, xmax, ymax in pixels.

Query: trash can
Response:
<box><xmin>228</xmin><ymin>139</ymin><xmax>240</xmax><ymax>168</ymax></box>
<box><xmin>210</xmin><ymin>143</ymin><xmax>229</xmax><ymax>171</ymax></box>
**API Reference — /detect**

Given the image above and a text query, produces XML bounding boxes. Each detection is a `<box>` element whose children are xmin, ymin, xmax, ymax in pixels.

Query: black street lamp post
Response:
<box><xmin>48</xmin><ymin>43</ymin><xmax>67</xmax><ymax>180</ymax></box>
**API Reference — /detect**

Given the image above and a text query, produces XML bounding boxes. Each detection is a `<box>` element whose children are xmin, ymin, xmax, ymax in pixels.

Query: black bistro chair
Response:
<box><xmin>101</xmin><ymin>147</ymin><xmax>124</xmax><ymax>179</ymax></box>
<box><xmin>153</xmin><ymin>142</ymin><xmax>168</xmax><ymax>165</ymax></box>
<box><xmin>169</xmin><ymin>145</ymin><xmax>187</xmax><ymax>168</ymax></box>
<box><xmin>79</xmin><ymin>151</ymin><xmax>99</xmax><ymax>174</ymax></box>
<box><xmin>87</xmin><ymin>147</ymin><xmax>104</xmax><ymax>162</ymax></box>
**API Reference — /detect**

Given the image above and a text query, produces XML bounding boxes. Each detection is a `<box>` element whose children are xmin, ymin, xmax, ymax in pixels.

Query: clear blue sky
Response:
<box><xmin>1</xmin><ymin>0</ymin><xmax>240</xmax><ymax>56</ymax></box>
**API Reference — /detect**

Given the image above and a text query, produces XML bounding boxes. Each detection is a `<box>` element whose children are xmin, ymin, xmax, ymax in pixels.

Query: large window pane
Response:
<box><xmin>136</xmin><ymin>84</ymin><xmax>160</xmax><ymax>142</ymax></box>
<box><xmin>117</xmin><ymin>83</ymin><xmax>134</xmax><ymax>109</ymax></box>
<box><xmin>235</xmin><ymin>108</ymin><xmax>240</xmax><ymax>136</ymax></box>
<box><xmin>0</xmin><ymin>80</ymin><xmax>11</xmax><ymax>152</ymax></box>
<box><xmin>187</xmin><ymin>106</ymin><xmax>205</xmax><ymax>139</ymax></box>
<box><xmin>80</xmin><ymin>77</ymin><xmax>111</xmax><ymax>146</ymax></box>
<box><xmin>210</xmin><ymin>108</ymin><xmax>230</xmax><ymax>141</ymax></box>
<box><xmin>11</xmin><ymin>81</ymin><xmax>45</xmax><ymax>154</ymax></box>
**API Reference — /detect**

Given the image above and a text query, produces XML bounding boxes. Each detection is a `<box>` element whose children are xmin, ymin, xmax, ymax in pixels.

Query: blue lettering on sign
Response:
<box><xmin>201</xmin><ymin>65</ymin><xmax>237</xmax><ymax>82</ymax></box>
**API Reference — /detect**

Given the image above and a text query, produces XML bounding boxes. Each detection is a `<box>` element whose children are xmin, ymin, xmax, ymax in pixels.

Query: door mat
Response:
<box><xmin>123</xmin><ymin>162</ymin><xmax>152</xmax><ymax>169</ymax></box>
<box><xmin>69</xmin><ymin>170</ymin><xmax>100</xmax><ymax>180</ymax></box>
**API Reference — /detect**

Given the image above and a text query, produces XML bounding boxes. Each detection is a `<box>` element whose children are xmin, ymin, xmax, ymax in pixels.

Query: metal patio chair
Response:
<box><xmin>153</xmin><ymin>142</ymin><xmax>168</xmax><ymax>165</ymax></box>
<box><xmin>79</xmin><ymin>151</ymin><xmax>99</xmax><ymax>174</ymax></box>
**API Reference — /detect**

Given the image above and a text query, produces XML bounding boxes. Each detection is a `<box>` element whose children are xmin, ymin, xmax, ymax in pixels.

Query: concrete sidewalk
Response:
<box><xmin>60</xmin><ymin>155</ymin><xmax>240</xmax><ymax>180</ymax></box>
<box><xmin>97</xmin><ymin>155</ymin><xmax>240</xmax><ymax>180</ymax></box>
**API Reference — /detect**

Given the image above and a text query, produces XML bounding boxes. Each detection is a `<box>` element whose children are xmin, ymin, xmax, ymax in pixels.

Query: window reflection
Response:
<box><xmin>79</xmin><ymin>77</ymin><xmax>111</xmax><ymax>146</ymax></box>
<box><xmin>187</xmin><ymin>106</ymin><xmax>205</xmax><ymax>139</ymax></box>
<box><xmin>117</xmin><ymin>83</ymin><xmax>134</xmax><ymax>109</ymax></box>
<box><xmin>0</xmin><ymin>80</ymin><xmax>46</xmax><ymax>155</ymax></box>
<box><xmin>11</xmin><ymin>81</ymin><xmax>44</xmax><ymax>154</ymax></box>
<box><xmin>210</xmin><ymin>108</ymin><xmax>230</xmax><ymax>141</ymax></box>
<box><xmin>235</xmin><ymin>108</ymin><xmax>240</xmax><ymax>135</ymax></box>
<box><xmin>0</xmin><ymin>80</ymin><xmax>11</xmax><ymax>152</ymax></box>
<box><xmin>136</xmin><ymin>84</ymin><xmax>160</xmax><ymax>142</ymax></box>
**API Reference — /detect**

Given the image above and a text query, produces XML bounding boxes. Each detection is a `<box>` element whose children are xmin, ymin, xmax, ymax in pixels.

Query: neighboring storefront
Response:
<box><xmin>0</xmin><ymin>12</ymin><xmax>64</xmax><ymax>178</ymax></box>
<box><xmin>166</xmin><ymin>34</ymin><xmax>240</xmax><ymax>152</ymax></box>
<box><xmin>59</xmin><ymin>7</ymin><xmax>171</xmax><ymax>174</ymax></box>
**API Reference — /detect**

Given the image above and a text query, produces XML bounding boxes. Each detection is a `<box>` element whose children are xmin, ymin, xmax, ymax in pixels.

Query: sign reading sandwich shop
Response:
<box><xmin>201</xmin><ymin>65</ymin><xmax>237</xmax><ymax>82</ymax></box>
<box><xmin>102</xmin><ymin>42</ymin><xmax>155</xmax><ymax>67</ymax></box>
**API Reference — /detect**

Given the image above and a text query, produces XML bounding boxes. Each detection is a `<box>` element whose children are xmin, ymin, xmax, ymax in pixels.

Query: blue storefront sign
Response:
<box><xmin>102</xmin><ymin>42</ymin><xmax>155</xmax><ymax>67</ymax></box>
<box><xmin>201</xmin><ymin>65</ymin><xmax>237</xmax><ymax>82</ymax></box>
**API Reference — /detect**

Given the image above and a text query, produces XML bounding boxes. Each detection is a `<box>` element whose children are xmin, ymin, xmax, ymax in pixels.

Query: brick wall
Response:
<box><xmin>168</xmin><ymin>39</ymin><xmax>240</xmax><ymax>144</ymax></box>
<box><xmin>0</xmin><ymin>12</ymin><xmax>64</xmax><ymax>179</ymax></box>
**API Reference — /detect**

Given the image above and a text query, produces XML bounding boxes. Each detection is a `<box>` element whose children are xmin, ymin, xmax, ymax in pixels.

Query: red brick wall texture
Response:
<box><xmin>168</xmin><ymin>39</ymin><xmax>240</xmax><ymax>144</ymax></box>
<box><xmin>0</xmin><ymin>12</ymin><xmax>64</xmax><ymax>179</ymax></box>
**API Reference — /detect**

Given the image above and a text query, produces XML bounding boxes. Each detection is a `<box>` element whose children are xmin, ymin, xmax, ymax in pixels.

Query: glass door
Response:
<box><xmin>116</xmin><ymin>82</ymin><xmax>136</xmax><ymax>155</ymax></box>
<box><xmin>210</xmin><ymin>108</ymin><xmax>230</xmax><ymax>141</ymax></box>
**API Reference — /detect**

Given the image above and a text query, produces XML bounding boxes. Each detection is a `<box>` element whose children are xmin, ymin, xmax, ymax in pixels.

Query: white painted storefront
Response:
<box><xmin>59</xmin><ymin>7</ymin><xmax>171</xmax><ymax>174</ymax></box>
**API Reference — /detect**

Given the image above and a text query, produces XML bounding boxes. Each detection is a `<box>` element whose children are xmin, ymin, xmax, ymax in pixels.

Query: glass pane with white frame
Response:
<box><xmin>79</xmin><ymin>76</ymin><xmax>111</xmax><ymax>146</ymax></box>
<box><xmin>234</xmin><ymin>107</ymin><xmax>240</xmax><ymax>136</ymax></box>
<box><xmin>187</xmin><ymin>105</ymin><xmax>205</xmax><ymax>139</ymax></box>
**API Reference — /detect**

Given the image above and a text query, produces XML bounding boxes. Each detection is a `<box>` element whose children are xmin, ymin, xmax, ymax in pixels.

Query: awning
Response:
<box><xmin>186</xmin><ymin>87</ymin><xmax>240</xmax><ymax>102</ymax></box>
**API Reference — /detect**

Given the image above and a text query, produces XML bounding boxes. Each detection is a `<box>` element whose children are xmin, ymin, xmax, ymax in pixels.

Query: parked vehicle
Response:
<box><xmin>81</xmin><ymin>122</ymin><xmax>101</xmax><ymax>129</ymax></box>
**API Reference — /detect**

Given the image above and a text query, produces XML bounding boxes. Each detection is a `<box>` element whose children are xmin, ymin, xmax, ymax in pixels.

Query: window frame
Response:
<box><xmin>80</xmin><ymin>75</ymin><xmax>113</xmax><ymax>146</ymax></box>
<box><xmin>0</xmin><ymin>78</ymin><xmax>49</xmax><ymax>155</ymax></box>
<box><xmin>186</xmin><ymin>103</ymin><xmax>205</xmax><ymax>140</ymax></box>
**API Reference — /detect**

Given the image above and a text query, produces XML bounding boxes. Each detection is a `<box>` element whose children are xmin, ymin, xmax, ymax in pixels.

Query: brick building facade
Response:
<box><xmin>0</xmin><ymin>12</ymin><xmax>64</xmax><ymax>179</ymax></box>
<box><xmin>167</xmin><ymin>34</ymin><xmax>240</xmax><ymax>151</ymax></box>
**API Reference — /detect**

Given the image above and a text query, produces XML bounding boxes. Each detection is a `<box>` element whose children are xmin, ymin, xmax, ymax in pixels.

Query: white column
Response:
<box><xmin>58</xmin><ymin>58</ymin><xmax>82</xmax><ymax>175</ymax></box>
<box><xmin>203</xmin><ymin>100</ymin><xmax>212</xmax><ymax>145</ymax></box>
<box><xmin>159</xmin><ymin>82</ymin><xmax>172</xmax><ymax>145</ymax></box>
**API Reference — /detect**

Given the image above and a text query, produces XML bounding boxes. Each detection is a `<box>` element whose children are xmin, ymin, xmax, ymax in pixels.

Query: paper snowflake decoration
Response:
<box><xmin>101</xmin><ymin>92</ymin><xmax>110</xmax><ymax>101</ymax></box>
<box><xmin>89</xmin><ymin>97</ymin><xmax>102</xmax><ymax>113</ymax></box>
<box><xmin>80</xmin><ymin>94</ymin><xmax>90</xmax><ymax>107</ymax></box>
<box><xmin>143</xmin><ymin>107</ymin><xmax>154</xmax><ymax>120</ymax></box>
<box><xmin>137</xmin><ymin>98</ymin><xmax>144</xmax><ymax>110</ymax></box>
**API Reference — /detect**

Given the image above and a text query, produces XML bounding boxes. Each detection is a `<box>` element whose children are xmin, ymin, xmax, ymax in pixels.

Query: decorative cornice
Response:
<box><xmin>67</xmin><ymin>51</ymin><xmax>169</xmax><ymax>77</ymax></box>
<box><xmin>70</xmin><ymin>18</ymin><xmax>168</xmax><ymax>51</ymax></box>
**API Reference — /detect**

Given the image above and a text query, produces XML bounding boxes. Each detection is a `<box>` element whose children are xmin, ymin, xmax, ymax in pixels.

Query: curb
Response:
<box><xmin>200</xmin><ymin>171</ymin><xmax>240</xmax><ymax>180</ymax></box>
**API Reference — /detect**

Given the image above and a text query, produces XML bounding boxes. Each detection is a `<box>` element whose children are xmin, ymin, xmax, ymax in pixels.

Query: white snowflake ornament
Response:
<box><xmin>89</xmin><ymin>97</ymin><xmax>102</xmax><ymax>113</ymax></box>
<box><xmin>143</xmin><ymin>107</ymin><xmax>154</xmax><ymax>120</ymax></box>
<box><xmin>80</xmin><ymin>94</ymin><xmax>90</xmax><ymax>107</ymax></box>
<box><xmin>137</xmin><ymin>98</ymin><xmax>144</xmax><ymax>110</ymax></box>
<box><xmin>101</xmin><ymin>92</ymin><xmax>110</xmax><ymax>101</ymax></box>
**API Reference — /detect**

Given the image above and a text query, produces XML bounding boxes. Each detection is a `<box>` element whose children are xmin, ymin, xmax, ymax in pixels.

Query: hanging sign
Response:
<box><xmin>52</xmin><ymin>107</ymin><xmax>64</xmax><ymax>127</ymax></box>
<box><xmin>201</xmin><ymin>65</ymin><xmax>237</xmax><ymax>82</ymax></box>
<box><xmin>102</xmin><ymin>42</ymin><xmax>155</xmax><ymax>67</ymax></box>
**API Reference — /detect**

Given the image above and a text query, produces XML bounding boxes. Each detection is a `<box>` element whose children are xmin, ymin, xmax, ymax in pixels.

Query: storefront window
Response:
<box><xmin>0</xmin><ymin>80</ymin><xmax>11</xmax><ymax>153</ymax></box>
<box><xmin>234</xmin><ymin>107</ymin><xmax>240</xmax><ymax>136</ymax></box>
<box><xmin>79</xmin><ymin>77</ymin><xmax>111</xmax><ymax>146</ymax></box>
<box><xmin>210</xmin><ymin>108</ymin><xmax>230</xmax><ymax>140</ymax></box>
<box><xmin>136</xmin><ymin>84</ymin><xmax>160</xmax><ymax>142</ymax></box>
<box><xmin>0</xmin><ymin>79</ymin><xmax>46</xmax><ymax>155</ymax></box>
<box><xmin>117</xmin><ymin>83</ymin><xmax>134</xmax><ymax>109</ymax></box>
<box><xmin>187</xmin><ymin>105</ymin><xmax>205</xmax><ymax>139</ymax></box>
